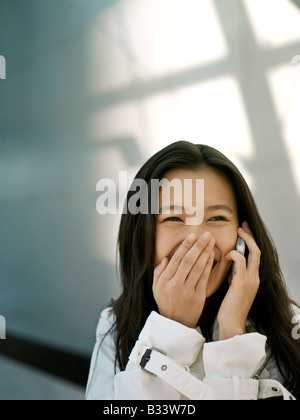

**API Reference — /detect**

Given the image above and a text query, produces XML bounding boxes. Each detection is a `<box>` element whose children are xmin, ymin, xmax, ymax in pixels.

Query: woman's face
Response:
<box><xmin>155</xmin><ymin>167</ymin><xmax>239</xmax><ymax>297</ymax></box>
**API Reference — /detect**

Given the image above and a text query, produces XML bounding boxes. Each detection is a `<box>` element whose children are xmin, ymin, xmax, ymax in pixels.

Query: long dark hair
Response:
<box><xmin>112</xmin><ymin>141</ymin><xmax>300</xmax><ymax>397</ymax></box>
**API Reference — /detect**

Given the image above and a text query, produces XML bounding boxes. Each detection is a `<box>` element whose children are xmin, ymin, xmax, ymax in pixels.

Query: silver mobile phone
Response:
<box><xmin>229</xmin><ymin>237</ymin><xmax>246</xmax><ymax>284</ymax></box>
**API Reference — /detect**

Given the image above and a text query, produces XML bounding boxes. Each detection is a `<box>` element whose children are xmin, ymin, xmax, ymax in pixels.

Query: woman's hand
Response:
<box><xmin>153</xmin><ymin>232</ymin><xmax>215</xmax><ymax>328</ymax></box>
<box><xmin>217</xmin><ymin>222</ymin><xmax>261</xmax><ymax>340</ymax></box>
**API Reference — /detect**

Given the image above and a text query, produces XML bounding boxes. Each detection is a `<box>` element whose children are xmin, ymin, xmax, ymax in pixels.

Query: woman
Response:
<box><xmin>86</xmin><ymin>141</ymin><xmax>300</xmax><ymax>400</ymax></box>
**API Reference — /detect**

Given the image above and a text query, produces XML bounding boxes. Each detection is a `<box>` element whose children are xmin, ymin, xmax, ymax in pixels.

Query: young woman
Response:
<box><xmin>86</xmin><ymin>141</ymin><xmax>300</xmax><ymax>400</ymax></box>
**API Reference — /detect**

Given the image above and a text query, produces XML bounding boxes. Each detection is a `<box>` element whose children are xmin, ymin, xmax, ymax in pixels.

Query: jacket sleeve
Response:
<box><xmin>115</xmin><ymin>311</ymin><xmax>207</xmax><ymax>400</ymax></box>
<box><xmin>202</xmin><ymin>333</ymin><xmax>267</xmax><ymax>399</ymax></box>
<box><xmin>85</xmin><ymin>307</ymin><xmax>117</xmax><ymax>400</ymax></box>
<box><xmin>200</xmin><ymin>305</ymin><xmax>300</xmax><ymax>400</ymax></box>
<box><xmin>85</xmin><ymin>308</ymin><xmax>206</xmax><ymax>400</ymax></box>
<box><xmin>202</xmin><ymin>333</ymin><xmax>296</xmax><ymax>400</ymax></box>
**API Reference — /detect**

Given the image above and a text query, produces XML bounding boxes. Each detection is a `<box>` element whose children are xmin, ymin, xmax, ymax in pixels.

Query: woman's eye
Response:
<box><xmin>163</xmin><ymin>217</ymin><xmax>183</xmax><ymax>222</ymax></box>
<box><xmin>208</xmin><ymin>216</ymin><xmax>228</xmax><ymax>222</ymax></box>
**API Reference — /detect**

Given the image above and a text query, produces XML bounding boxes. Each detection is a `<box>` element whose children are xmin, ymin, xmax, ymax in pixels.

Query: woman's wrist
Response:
<box><xmin>218</xmin><ymin>324</ymin><xmax>245</xmax><ymax>341</ymax></box>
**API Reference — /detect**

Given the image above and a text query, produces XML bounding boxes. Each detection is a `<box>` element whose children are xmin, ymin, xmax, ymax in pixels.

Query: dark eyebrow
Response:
<box><xmin>205</xmin><ymin>204</ymin><xmax>234</xmax><ymax>214</ymax></box>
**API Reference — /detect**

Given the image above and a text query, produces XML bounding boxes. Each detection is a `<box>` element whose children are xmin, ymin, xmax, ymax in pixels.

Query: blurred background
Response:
<box><xmin>0</xmin><ymin>0</ymin><xmax>300</xmax><ymax>400</ymax></box>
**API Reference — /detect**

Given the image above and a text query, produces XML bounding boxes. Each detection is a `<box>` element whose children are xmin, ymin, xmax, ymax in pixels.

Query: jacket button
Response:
<box><xmin>271</xmin><ymin>387</ymin><xmax>278</xmax><ymax>392</ymax></box>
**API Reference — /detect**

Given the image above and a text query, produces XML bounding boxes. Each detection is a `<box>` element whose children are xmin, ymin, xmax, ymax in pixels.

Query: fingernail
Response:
<box><xmin>160</xmin><ymin>257</ymin><xmax>167</xmax><ymax>266</ymax></box>
<box><xmin>208</xmin><ymin>237</ymin><xmax>215</xmax><ymax>246</ymax></box>
<box><xmin>201</xmin><ymin>232</ymin><xmax>210</xmax><ymax>242</ymax></box>
<box><xmin>187</xmin><ymin>233</ymin><xmax>197</xmax><ymax>243</ymax></box>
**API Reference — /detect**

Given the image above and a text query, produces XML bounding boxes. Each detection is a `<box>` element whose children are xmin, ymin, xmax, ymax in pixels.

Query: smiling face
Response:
<box><xmin>155</xmin><ymin>167</ymin><xmax>239</xmax><ymax>297</ymax></box>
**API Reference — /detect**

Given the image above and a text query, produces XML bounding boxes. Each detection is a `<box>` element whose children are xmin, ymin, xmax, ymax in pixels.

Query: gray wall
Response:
<box><xmin>0</xmin><ymin>0</ymin><xmax>300</xmax><ymax>386</ymax></box>
<box><xmin>0</xmin><ymin>0</ymin><xmax>122</xmax><ymax>356</ymax></box>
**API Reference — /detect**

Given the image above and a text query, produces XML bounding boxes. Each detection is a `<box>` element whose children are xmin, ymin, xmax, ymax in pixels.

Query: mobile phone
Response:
<box><xmin>229</xmin><ymin>237</ymin><xmax>246</xmax><ymax>284</ymax></box>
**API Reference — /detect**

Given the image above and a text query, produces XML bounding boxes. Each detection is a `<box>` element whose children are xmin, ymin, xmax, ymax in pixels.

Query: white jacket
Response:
<box><xmin>85</xmin><ymin>307</ymin><xmax>297</xmax><ymax>400</ymax></box>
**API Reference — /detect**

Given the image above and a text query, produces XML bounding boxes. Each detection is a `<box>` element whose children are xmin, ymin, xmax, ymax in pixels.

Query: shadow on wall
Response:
<box><xmin>91</xmin><ymin>0</ymin><xmax>300</xmax><ymax>295</ymax></box>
